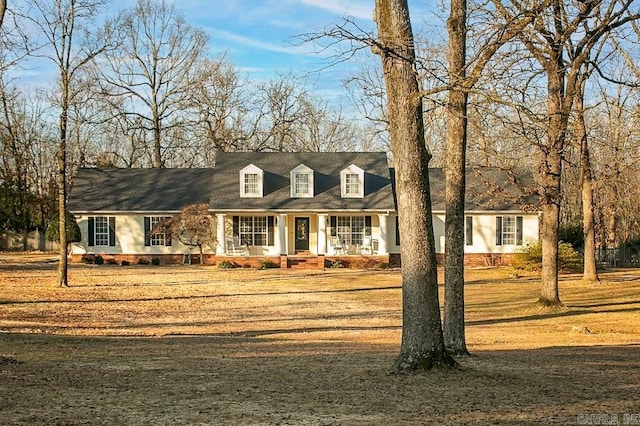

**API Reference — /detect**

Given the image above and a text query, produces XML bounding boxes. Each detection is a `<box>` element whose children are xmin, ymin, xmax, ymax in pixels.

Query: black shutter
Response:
<box><xmin>516</xmin><ymin>216</ymin><xmax>523</xmax><ymax>245</ymax></box>
<box><xmin>495</xmin><ymin>216</ymin><xmax>503</xmax><ymax>246</ymax></box>
<box><xmin>144</xmin><ymin>217</ymin><xmax>151</xmax><ymax>246</ymax></box>
<box><xmin>330</xmin><ymin>216</ymin><xmax>337</xmax><ymax>236</ymax></box>
<box><xmin>88</xmin><ymin>217</ymin><xmax>95</xmax><ymax>246</ymax></box>
<box><xmin>395</xmin><ymin>216</ymin><xmax>400</xmax><ymax>246</ymax></box>
<box><xmin>267</xmin><ymin>216</ymin><xmax>274</xmax><ymax>246</ymax></box>
<box><xmin>108</xmin><ymin>217</ymin><xmax>116</xmax><ymax>247</ymax></box>
<box><xmin>165</xmin><ymin>216</ymin><xmax>172</xmax><ymax>246</ymax></box>
<box><xmin>365</xmin><ymin>216</ymin><xmax>372</xmax><ymax>235</ymax></box>
<box><xmin>465</xmin><ymin>216</ymin><xmax>473</xmax><ymax>246</ymax></box>
<box><xmin>233</xmin><ymin>216</ymin><xmax>239</xmax><ymax>237</ymax></box>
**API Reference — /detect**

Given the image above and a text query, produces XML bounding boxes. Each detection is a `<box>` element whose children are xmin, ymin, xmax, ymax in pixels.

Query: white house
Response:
<box><xmin>68</xmin><ymin>152</ymin><xmax>539</xmax><ymax>268</ymax></box>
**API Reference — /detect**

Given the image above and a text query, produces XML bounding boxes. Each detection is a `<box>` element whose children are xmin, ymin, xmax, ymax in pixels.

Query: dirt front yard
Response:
<box><xmin>1</xmin><ymin>254</ymin><xmax>639</xmax><ymax>425</ymax></box>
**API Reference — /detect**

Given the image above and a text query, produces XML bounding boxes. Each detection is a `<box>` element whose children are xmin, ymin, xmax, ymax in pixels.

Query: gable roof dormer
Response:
<box><xmin>290</xmin><ymin>163</ymin><xmax>314</xmax><ymax>198</ymax></box>
<box><xmin>240</xmin><ymin>163</ymin><xmax>263</xmax><ymax>198</ymax></box>
<box><xmin>340</xmin><ymin>164</ymin><xmax>364</xmax><ymax>198</ymax></box>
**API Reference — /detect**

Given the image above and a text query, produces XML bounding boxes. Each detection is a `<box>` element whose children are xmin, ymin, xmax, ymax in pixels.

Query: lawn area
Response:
<box><xmin>1</xmin><ymin>253</ymin><xmax>639</xmax><ymax>425</ymax></box>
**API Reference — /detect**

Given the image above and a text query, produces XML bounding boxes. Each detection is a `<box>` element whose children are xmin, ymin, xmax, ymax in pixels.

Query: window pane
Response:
<box><xmin>95</xmin><ymin>217</ymin><xmax>109</xmax><ymax>246</ymax></box>
<box><xmin>345</xmin><ymin>173</ymin><xmax>359</xmax><ymax>194</ymax></box>
<box><xmin>502</xmin><ymin>216</ymin><xmax>516</xmax><ymax>245</ymax></box>
<box><xmin>294</xmin><ymin>173</ymin><xmax>309</xmax><ymax>195</ymax></box>
<box><xmin>244</xmin><ymin>173</ymin><xmax>258</xmax><ymax>195</ymax></box>
<box><xmin>335</xmin><ymin>216</ymin><xmax>365</xmax><ymax>246</ymax></box>
<box><xmin>239</xmin><ymin>216</ymin><xmax>269</xmax><ymax>246</ymax></box>
<box><xmin>150</xmin><ymin>216</ymin><xmax>166</xmax><ymax>246</ymax></box>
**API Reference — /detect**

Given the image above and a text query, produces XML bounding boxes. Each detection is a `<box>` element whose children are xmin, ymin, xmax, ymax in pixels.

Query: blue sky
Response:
<box><xmin>14</xmin><ymin>0</ymin><xmax>435</xmax><ymax>106</ymax></box>
<box><xmin>179</xmin><ymin>0</ymin><xmax>378</xmax><ymax>101</ymax></box>
<box><xmin>173</xmin><ymin>0</ymin><xmax>435</xmax><ymax>103</ymax></box>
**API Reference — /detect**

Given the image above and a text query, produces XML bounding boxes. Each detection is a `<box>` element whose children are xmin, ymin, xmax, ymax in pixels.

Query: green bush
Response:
<box><xmin>259</xmin><ymin>260</ymin><xmax>279</xmax><ymax>270</ymax></box>
<box><xmin>329</xmin><ymin>259</ymin><xmax>344</xmax><ymax>269</ymax></box>
<box><xmin>94</xmin><ymin>255</ymin><xmax>104</xmax><ymax>265</ymax></box>
<box><xmin>46</xmin><ymin>212</ymin><xmax>81</xmax><ymax>245</ymax></box>
<box><xmin>218</xmin><ymin>260</ymin><xmax>235</xmax><ymax>269</ymax></box>
<box><xmin>121</xmin><ymin>260</ymin><xmax>130</xmax><ymax>266</ymax></box>
<box><xmin>513</xmin><ymin>241</ymin><xmax>582</xmax><ymax>273</ymax></box>
<box><xmin>559</xmin><ymin>223</ymin><xmax>584</xmax><ymax>251</ymax></box>
<box><xmin>151</xmin><ymin>257</ymin><xmax>160</xmax><ymax>266</ymax></box>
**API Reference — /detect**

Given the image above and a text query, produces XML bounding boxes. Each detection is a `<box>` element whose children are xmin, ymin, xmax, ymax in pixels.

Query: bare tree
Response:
<box><xmin>443</xmin><ymin>0</ymin><xmax>551</xmax><ymax>354</ymax></box>
<box><xmin>96</xmin><ymin>0</ymin><xmax>208</xmax><ymax>168</ymax></box>
<box><xmin>488</xmin><ymin>0</ymin><xmax>640</xmax><ymax>306</ymax></box>
<box><xmin>189</xmin><ymin>57</ymin><xmax>252</xmax><ymax>162</ymax></box>
<box><xmin>574</xmin><ymin>66</ymin><xmax>599</xmax><ymax>282</ymax></box>
<box><xmin>152</xmin><ymin>203</ymin><xmax>214</xmax><ymax>264</ymax></box>
<box><xmin>26</xmin><ymin>0</ymin><xmax>110</xmax><ymax>287</ymax></box>
<box><xmin>373</xmin><ymin>0</ymin><xmax>453</xmax><ymax>372</ymax></box>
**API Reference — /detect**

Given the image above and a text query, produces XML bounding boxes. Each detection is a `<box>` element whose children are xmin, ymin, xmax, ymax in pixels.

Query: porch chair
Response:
<box><xmin>358</xmin><ymin>236</ymin><xmax>373</xmax><ymax>255</ymax></box>
<box><xmin>226</xmin><ymin>236</ymin><xmax>250</xmax><ymax>256</ymax></box>
<box><xmin>330</xmin><ymin>236</ymin><xmax>347</xmax><ymax>255</ymax></box>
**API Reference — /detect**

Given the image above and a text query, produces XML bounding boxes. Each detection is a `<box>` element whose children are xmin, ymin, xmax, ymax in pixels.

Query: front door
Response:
<box><xmin>294</xmin><ymin>217</ymin><xmax>310</xmax><ymax>252</ymax></box>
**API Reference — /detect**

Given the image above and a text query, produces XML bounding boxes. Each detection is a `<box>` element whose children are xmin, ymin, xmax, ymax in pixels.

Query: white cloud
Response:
<box><xmin>208</xmin><ymin>28</ymin><xmax>300</xmax><ymax>55</ymax></box>
<box><xmin>299</xmin><ymin>0</ymin><xmax>373</xmax><ymax>20</ymax></box>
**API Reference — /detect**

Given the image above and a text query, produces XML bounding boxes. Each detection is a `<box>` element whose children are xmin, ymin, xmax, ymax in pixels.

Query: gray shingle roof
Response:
<box><xmin>428</xmin><ymin>167</ymin><xmax>538</xmax><ymax>212</ymax></box>
<box><xmin>209</xmin><ymin>152</ymin><xmax>396</xmax><ymax>212</ymax></box>
<box><xmin>68</xmin><ymin>168</ymin><xmax>215</xmax><ymax>213</ymax></box>
<box><xmin>68</xmin><ymin>155</ymin><xmax>537</xmax><ymax>214</ymax></box>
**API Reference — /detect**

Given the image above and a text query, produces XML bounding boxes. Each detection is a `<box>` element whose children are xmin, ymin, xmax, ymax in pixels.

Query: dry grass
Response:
<box><xmin>1</xmin><ymin>253</ymin><xmax>639</xmax><ymax>425</ymax></box>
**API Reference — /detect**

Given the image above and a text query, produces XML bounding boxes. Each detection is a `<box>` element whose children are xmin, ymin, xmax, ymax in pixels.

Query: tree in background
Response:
<box><xmin>152</xmin><ymin>203</ymin><xmax>214</xmax><ymax>264</ymax></box>
<box><xmin>45</xmin><ymin>211</ymin><xmax>81</xmax><ymax>254</ymax></box>
<box><xmin>26</xmin><ymin>0</ymin><xmax>111</xmax><ymax>287</ymax></box>
<box><xmin>95</xmin><ymin>0</ymin><xmax>208</xmax><ymax>168</ymax></box>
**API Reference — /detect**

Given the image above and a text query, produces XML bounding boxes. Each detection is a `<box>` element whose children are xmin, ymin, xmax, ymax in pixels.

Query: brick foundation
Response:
<box><xmin>71</xmin><ymin>252</ymin><xmax>515</xmax><ymax>269</ymax></box>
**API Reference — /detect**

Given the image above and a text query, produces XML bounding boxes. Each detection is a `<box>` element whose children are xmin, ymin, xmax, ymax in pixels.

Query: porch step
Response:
<box><xmin>285</xmin><ymin>255</ymin><xmax>323</xmax><ymax>269</ymax></box>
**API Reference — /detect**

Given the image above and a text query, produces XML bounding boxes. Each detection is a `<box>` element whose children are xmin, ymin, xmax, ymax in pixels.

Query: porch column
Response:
<box><xmin>317</xmin><ymin>213</ymin><xmax>328</xmax><ymax>255</ymax></box>
<box><xmin>216</xmin><ymin>214</ymin><xmax>226</xmax><ymax>254</ymax></box>
<box><xmin>277</xmin><ymin>214</ymin><xmax>287</xmax><ymax>255</ymax></box>
<box><xmin>377</xmin><ymin>213</ymin><xmax>388</xmax><ymax>255</ymax></box>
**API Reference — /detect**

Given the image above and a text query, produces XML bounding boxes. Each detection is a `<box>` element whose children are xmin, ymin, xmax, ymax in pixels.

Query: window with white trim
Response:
<box><xmin>234</xmin><ymin>216</ymin><xmax>275</xmax><ymax>246</ymax></box>
<box><xmin>94</xmin><ymin>216</ymin><xmax>109</xmax><ymax>246</ymax></box>
<box><xmin>345</xmin><ymin>173</ymin><xmax>360</xmax><ymax>195</ymax></box>
<box><xmin>240</xmin><ymin>164</ymin><xmax>263</xmax><ymax>197</ymax></box>
<box><xmin>340</xmin><ymin>164</ymin><xmax>364</xmax><ymax>198</ymax></box>
<box><xmin>88</xmin><ymin>216</ymin><xmax>116</xmax><ymax>247</ymax></box>
<box><xmin>149</xmin><ymin>216</ymin><xmax>167</xmax><ymax>246</ymax></box>
<box><xmin>496</xmin><ymin>216</ymin><xmax>523</xmax><ymax>246</ymax></box>
<box><xmin>334</xmin><ymin>216</ymin><xmax>367</xmax><ymax>246</ymax></box>
<box><xmin>290</xmin><ymin>164</ymin><xmax>314</xmax><ymax>198</ymax></box>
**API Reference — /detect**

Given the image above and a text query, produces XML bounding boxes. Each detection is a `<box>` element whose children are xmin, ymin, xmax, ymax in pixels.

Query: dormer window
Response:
<box><xmin>290</xmin><ymin>164</ymin><xmax>314</xmax><ymax>198</ymax></box>
<box><xmin>240</xmin><ymin>164</ymin><xmax>263</xmax><ymax>198</ymax></box>
<box><xmin>340</xmin><ymin>164</ymin><xmax>364</xmax><ymax>198</ymax></box>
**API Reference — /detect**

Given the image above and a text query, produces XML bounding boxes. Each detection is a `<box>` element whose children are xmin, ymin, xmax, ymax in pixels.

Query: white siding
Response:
<box><xmin>71</xmin><ymin>214</ymin><xmax>217</xmax><ymax>255</ymax></box>
<box><xmin>387</xmin><ymin>212</ymin><xmax>539</xmax><ymax>255</ymax></box>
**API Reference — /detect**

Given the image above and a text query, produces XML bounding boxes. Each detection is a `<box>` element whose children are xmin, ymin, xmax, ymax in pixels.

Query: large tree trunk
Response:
<box><xmin>153</xmin><ymin>108</ymin><xmax>163</xmax><ymax>168</ymax></box>
<box><xmin>536</xmin><ymin>33</ymin><xmax>566</xmax><ymax>307</ymax></box>
<box><xmin>576</xmin><ymin>81</ymin><xmax>599</xmax><ymax>283</ymax></box>
<box><xmin>57</xmin><ymin>80</ymin><xmax>69</xmax><ymax>288</ymax></box>
<box><xmin>374</xmin><ymin>0</ymin><xmax>453</xmax><ymax>372</ymax></box>
<box><xmin>538</xmin><ymin>56</ymin><xmax>564</xmax><ymax>307</ymax></box>
<box><xmin>443</xmin><ymin>0</ymin><xmax>469</xmax><ymax>356</ymax></box>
